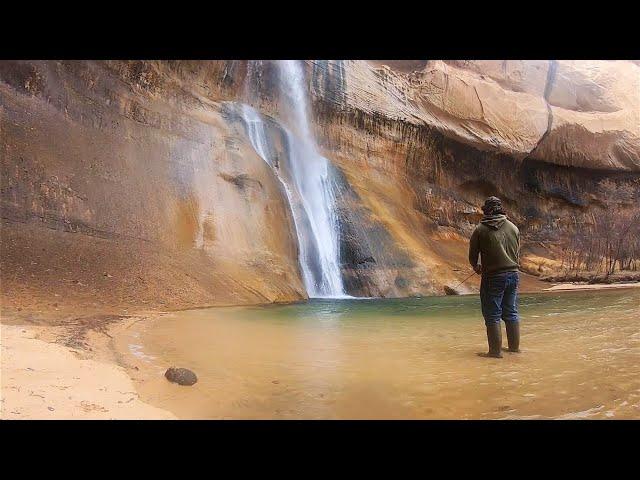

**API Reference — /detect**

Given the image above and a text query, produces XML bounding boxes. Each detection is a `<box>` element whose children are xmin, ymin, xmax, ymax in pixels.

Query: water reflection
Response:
<box><xmin>125</xmin><ymin>288</ymin><xmax>640</xmax><ymax>419</ymax></box>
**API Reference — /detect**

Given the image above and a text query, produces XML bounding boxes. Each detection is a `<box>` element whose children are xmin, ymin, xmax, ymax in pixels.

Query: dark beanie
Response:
<box><xmin>482</xmin><ymin>196</ymin><xmax>505</xmax><ymax>215</ymax></box>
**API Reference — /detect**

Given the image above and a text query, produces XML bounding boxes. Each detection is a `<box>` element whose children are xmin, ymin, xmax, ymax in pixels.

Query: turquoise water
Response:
<box><xmin>129</xmin><ymin>288</ymin><xmax>640</xmax><ymax>419</ymax></box>
<box><xmin>237</xmin><ymin>288</ymin><xmax>637</xmax><ymax>326</ymax></box>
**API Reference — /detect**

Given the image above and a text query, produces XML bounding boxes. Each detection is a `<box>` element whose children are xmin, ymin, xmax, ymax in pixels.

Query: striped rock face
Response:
<box><xmin>1</xmin><ymin>60</ymin><xmax>638</xmax><ymax>306</ymax></box>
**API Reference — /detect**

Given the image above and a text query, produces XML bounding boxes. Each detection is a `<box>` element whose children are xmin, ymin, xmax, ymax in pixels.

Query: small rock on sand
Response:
<box><xmin>165</xmin><ymin>367</ymin><xmax>198</xmax><ymax>386</ymax></box>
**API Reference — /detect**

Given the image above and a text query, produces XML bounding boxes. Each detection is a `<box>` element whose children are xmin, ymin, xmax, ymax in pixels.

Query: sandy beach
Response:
<box><xmin>544</xmin><ymin>282</ymin><xmax>640</xmax><ymax>292</ymax></box>
<box><xmin>1</xmin><ymin>319</ymin><xmax>175</xmax><ymax>420</ymax></box>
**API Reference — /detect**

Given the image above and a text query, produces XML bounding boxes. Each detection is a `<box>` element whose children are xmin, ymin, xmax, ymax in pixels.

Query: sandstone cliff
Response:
<box><xmin>0</xmin><ymin>61</ymin><xmax>305</xmax><ymax>311</ymax></box>
<box><xmin>1</xmin><ymin>60</ymin><xmax>638</xmax><ymax>310</ymax></box>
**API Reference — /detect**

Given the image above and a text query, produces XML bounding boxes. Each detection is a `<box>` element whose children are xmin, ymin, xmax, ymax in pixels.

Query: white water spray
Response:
<box><xmin>241</xmin><ymin>60</ymin><xmax>346</xmax><ymax>298</ymax></box>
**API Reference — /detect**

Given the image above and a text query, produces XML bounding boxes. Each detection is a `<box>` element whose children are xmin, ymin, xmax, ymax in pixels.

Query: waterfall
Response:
<box><xmin>241</xmin><ymin>60</ymin><xmax>347</xmax><ymax>298</ymax></box>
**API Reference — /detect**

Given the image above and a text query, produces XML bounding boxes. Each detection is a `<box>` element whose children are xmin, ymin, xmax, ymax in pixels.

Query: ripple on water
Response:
<box><xmin>132</xmin><ymin>289</ymin><xmax>640</xmax><ymax>419</ymax></box>
<box><xmin>555</xmin><ymin>405</ymin><xmax>605</xmax><ymax>419</ymax></box>
<box><xmin>128</xmin><ymin>344</ymin><xmax>156</xmax><ymax>362</ymax></box>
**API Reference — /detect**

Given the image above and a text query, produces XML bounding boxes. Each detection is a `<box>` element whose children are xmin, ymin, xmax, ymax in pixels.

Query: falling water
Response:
<box><xmin>241</xmin><ymin>60</ymin><xmax>346</xmax><ymax>298</ymax></box>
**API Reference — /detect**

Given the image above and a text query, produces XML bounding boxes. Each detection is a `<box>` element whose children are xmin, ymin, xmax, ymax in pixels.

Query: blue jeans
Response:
<box><xmin>480</xmin><ymin>271</ymin><xmax>519</xmax><ymax>326</ymax></box>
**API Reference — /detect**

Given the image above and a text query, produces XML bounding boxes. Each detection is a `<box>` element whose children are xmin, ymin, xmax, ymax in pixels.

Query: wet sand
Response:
<box><xmin>1</xmin><ymin>320</ymin><xmax>175</xmax><ymax>419</ymax></box>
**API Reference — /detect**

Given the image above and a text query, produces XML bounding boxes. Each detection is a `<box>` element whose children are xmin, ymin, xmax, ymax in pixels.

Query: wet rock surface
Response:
<box><xmin>0</xmin><ymin>60</ymin><xmax>306</xmax><ymax>310</ymax></box>
<box><xmin>443</xmin><ymin>286</ymin><xmax>460</xmax><ymax>296</ymax></box>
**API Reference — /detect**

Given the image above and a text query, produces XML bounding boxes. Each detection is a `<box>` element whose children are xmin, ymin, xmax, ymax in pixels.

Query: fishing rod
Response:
<box><xmin>452</xmin><ymin>270</ymin><xmax>477</xmax><ymax>290</ymax></box>
<box><xmin>444</xmin><ymin>269</ymin><xmax>478</xmax><ymax>295</ymax></box>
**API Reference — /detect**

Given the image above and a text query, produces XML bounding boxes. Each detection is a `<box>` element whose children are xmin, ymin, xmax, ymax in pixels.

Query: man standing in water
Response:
<box><xmin>469</xmin><ymin>197</ymin><xmax>521</xmax><ymax>358</ymax></box>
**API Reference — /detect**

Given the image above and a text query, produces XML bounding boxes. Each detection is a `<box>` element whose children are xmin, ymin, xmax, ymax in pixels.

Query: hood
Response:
<box><xmin>481</xmin><ymin>214</ymin><xmax>507</xmax><ymax>230</ymax></box>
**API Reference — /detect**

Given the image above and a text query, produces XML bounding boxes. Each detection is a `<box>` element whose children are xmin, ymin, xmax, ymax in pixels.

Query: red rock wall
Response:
<box><xmin>1</xmin><ymin>60</ymin><xmax>638</xmax><ymax>307</ymax></box>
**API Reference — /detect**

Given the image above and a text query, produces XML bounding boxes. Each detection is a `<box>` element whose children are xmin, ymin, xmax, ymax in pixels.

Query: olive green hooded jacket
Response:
<box><xmin>468</xmin><ymin>214</ymin><xmax>520</xmax><ymax>274</ymax></box>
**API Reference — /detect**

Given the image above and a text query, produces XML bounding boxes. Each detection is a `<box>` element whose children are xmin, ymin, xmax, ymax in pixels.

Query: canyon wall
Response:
<box><xmin>0</xmin><ymin>61</ymin><xmax>305</xmax><ymax>311</ymax></box>
<box><xmin>1</xmin><ymin>60</ymin><xmax>639</xmax><ymax>309</ymax></box>
<box><xmin>307</xmin><ymin>60</ymin><xmax>640</xmax><ymax>295</ymax></box>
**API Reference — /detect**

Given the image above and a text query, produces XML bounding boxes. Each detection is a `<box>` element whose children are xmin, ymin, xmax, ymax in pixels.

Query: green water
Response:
<box><xmin>231</xmin><ymin>288</ymin><xmax>638</xmax><ymax>332</ymax></box>
<box><xmin>128</xmin><ymin>288</ymin><xmax>640</xmax><ymax>419</ymax></box>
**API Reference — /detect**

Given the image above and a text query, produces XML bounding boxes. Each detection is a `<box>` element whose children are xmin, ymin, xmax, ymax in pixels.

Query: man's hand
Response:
<box><xmin>473</xmin><ymin>264</ymin><xmax>483</xmax><ymax>275</ymax></box>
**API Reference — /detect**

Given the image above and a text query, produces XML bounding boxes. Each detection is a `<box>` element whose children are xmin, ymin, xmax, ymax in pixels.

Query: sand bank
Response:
<box><xmin>544</xmin><ymin>282</ymin><xmax>640</xmax><ymax>292</ymax></box>
<box><xmin>1</xmin><ymin>323</ymin><xmax>175</xmax><ymax>419</ymax></box>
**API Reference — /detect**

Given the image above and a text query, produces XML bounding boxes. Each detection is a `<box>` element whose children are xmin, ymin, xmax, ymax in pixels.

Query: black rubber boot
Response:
<box><xmin>478</xmin><ymin>323</ymin><xmax>503</xmax><ymax>358</ymax></box>
<box><xmin>505</xmin><ymin>322</ymin><xmax>520</xmax><ymax>353</ymax></box>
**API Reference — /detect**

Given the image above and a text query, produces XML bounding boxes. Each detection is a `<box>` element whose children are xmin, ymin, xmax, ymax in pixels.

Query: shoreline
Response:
<box><xmin>1</xmin><ymin>316</ymin><xmax>176</xmax><ymax>420</ymax></box>
<box><xmin>543</xmin><ymin>281</ymin><xmax>640</xmax><ymax>292</ymax></box>
<box><xmin>110</xmin><ymin>287</ymin><xmax>640</xmax><ymax>420</ymax></box>
<box><xmin>2</xmin><ymin>282</ymin><xmax>638</xmax><ymax>420</ymax></box>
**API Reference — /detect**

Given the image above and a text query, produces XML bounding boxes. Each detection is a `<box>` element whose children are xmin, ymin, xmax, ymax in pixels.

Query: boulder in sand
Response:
<box><xmin>165</xmin><ymin>367</ymin><xmax>198</xmax><ymax>386</ymax></box>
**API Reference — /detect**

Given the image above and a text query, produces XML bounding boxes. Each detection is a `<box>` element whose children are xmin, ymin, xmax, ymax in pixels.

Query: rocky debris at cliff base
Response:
<box><xmin>165</xmin><ymin>367</ymin><xmax>198</xmax><ymax>386</ymax></box>
<box><xmin>443</xmin><ymin>285</ymin><xmax>461</xmax><ymax>295</ymax></box>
